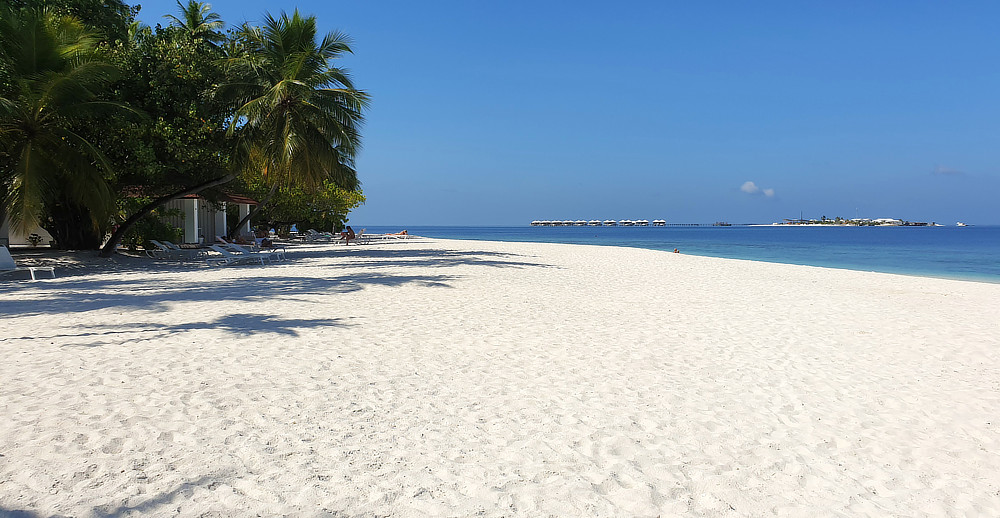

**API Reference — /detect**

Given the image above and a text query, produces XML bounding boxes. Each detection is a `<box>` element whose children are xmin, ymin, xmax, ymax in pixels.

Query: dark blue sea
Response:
<box><xmin>361</xmin><ymin>225</ymin><xmax>1000</xmax><ymax>283</ymax></box>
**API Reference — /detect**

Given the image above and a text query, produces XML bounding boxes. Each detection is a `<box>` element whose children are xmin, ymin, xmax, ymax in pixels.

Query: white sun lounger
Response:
<box><xmin>305</xmin><ymin>229</ymin><xmax>334</xmax><ymax>241</ymax></box>
<box><xmin>147</xmin><ymin>240</ymin><xmax>203</xmax><ymax>260</ymax></box>
<box><xmin>162</xmin><ymin>241</ymin><xmax>206</xmax><ymax>259</ymax></box>
<box><xmin>224</xmin><ymin>243</ymin><xmax>285</xmax><ymax>262</ymax></box>
<box><xmin>146</xmin><ymin>239</ymin><xmax>177</xmax><ymax>259</ymax></box>
<box><xmin>1</xmin><ymin>246</ymin><xmax>56</xmax><ymax>280</ymax></box>
<box><xmin>217</xmin><ymin>235</ymin><xmax>260</xmax><ymax>251</ymax></box>
<box><xmin>205</xmin><ymin>244</ymin><xmax>268</xmax><ymax>266</ymax></box>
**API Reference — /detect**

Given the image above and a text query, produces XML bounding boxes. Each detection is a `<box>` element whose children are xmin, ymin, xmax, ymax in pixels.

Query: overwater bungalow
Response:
<box><xmin>588</xmin><ymin>220</ymin><xmax>602</xmax><ymax>226</ymax></box>
<box><xmin>604</xmin><ymin>220</ymin><xmax>617</xmax><ymax>226</ymax></box>
<box><xmin>652</xmin><ymin>219</ymin><xmax>666</xmax><ymax>226</ymax></box>
<box><xmin>636</xmin><ymin>219</ymin><xmax>649</xmax><ymax>226</ymax></box>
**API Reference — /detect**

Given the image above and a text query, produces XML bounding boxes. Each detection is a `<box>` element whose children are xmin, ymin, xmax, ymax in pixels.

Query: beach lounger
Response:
<box><xmin>354</xmin><ymin>229</ymin><xmax>368</xmax><ymax>244</ymax></box>
<box><xmin>205</xmin><ymin>244</ymin><xmax>268</xmax><ymax>266</ymax></box>
<box><xmin>305</xmin><ymin>229</ymin><xmax>334</xmax><ymax>241</ymax></box>
<box><xmin>0</xmin><ymin>246</ymin><xmax>56</xmax><ymax>281</ymax></box>
<box><xmin>162</xmin><ymin>241</ymin><xmax>206</xmax><ymax>259</ymax></box>
<box><xmin>225</xmin><ymin>243</ymin><xmax>285</xmax><ymax>262</ymax></box>
<box><xmin>146</xmin><ymin>239</ymin><xmax>177</xmax><ymax>259</ymax></box>
<box><xmin>217</xmin><ymin>235</ymin><xmax>260</xmax><ymax>252</ymax></box>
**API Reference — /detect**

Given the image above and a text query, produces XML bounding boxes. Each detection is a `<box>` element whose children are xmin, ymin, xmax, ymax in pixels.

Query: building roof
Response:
<box><xmin>179</xmin><ymin>193</ymin><xmax>258</xmax><ymax>205</ymax></box>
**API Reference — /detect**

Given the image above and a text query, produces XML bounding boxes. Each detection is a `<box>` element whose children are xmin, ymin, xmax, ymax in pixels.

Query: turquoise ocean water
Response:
<box><xmin>360</xmin><ymin>225</ymin><xmax>1000</xmax><ymax>283</ymax></box>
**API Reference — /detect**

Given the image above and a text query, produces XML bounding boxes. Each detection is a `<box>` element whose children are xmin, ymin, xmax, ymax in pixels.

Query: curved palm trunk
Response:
<box><xmin>229</xmin><ymin>182</ymin><xmax>279</xmax><ymax>238</ymax></box>
<box><xmin>97</xmin><ymin>174</ymin><xmax>235</xmax><ymax>258</ymax></box>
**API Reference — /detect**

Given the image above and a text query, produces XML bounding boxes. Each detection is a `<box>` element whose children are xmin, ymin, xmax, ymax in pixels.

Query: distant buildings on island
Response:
<box><xmin>771</xmin><ymin>217</ymin><xmax>945</xmax><ymax>226</ymax></box>
<box><xmin>529</xmin><ymin>217</ymin><xmax>961</xmax><ymax>227</ymax></box>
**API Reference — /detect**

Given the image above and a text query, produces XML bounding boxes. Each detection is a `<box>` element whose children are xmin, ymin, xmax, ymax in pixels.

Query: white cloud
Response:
<box><xmin>740</xmin><ymin>181</ymin><xmax>775</xmax><ymax>197</ymax></box>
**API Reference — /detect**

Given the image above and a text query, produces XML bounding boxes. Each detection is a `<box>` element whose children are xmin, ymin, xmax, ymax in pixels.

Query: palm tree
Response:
<box><xmin>164</xmin><ymin>0</ymin><xmax>224</xmax><ymax>45</ymax></box>
<box><xmin>0</xmin><ymin>7</ymin><xmax>126</xmax><ymax>247</ymax></box>
<box><xmin>220</xmin><ymin>10</ymin><xmax>368</xmax><ymax>234</ymax></box>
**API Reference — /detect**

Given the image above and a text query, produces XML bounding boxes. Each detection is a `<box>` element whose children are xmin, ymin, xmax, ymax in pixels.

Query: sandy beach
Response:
<box><xmin>1</xmin><ymin>238</ymin><xmax>999</xmax><ymax>516</ymax></box>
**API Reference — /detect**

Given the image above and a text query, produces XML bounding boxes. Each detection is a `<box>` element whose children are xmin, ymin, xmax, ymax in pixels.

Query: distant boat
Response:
<box><xmin>713</xmin><ymin>222</ymin><xmax>732</xmax><ymax>227</ymax></box>
<box><xmin>957</xmin><ymin>222</ymin><xmax>968</xmax><ymax>227</ymax></box>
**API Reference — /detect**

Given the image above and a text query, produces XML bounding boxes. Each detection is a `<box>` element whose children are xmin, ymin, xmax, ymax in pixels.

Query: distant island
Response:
<box><xmin>529</xmin><ymin>217</ymin><xmax>958</xmax><ymax>227</ymax></box>
<box><xmin>767</xmin><ymin>217</ymin><xmax>946</xmax><ymax>227</ymax></box>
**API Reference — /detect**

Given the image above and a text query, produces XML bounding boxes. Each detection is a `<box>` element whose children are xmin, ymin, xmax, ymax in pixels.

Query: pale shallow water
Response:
<box><xmin>359</xmin><ymin>225</ymin><xmax>1000</xmax><ymax>283</ymax></box>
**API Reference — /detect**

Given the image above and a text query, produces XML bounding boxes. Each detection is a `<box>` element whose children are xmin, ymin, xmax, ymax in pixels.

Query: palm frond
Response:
<box><xmin>217</xmin><ymin>9</ymin><xmax>367</xmax><ymax>197</ymax></box>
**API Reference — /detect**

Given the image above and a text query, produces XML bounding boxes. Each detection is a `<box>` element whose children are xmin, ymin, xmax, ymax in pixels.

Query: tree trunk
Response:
<box><xmin>229</xmin><ymin>182</ymin><xmax>279</xmax><ymax>238</ymax></box>
<box><xmin>98</xmin><ymin>174</ymin><xmax>236</xmax><ymax>258</ymax></box>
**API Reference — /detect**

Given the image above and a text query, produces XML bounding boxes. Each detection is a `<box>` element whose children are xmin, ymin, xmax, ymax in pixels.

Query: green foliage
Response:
<box><xmin>119</xmin><ymin>208</ymin><xmax>184</xmax><ymax>252</ymax></box>
<box><xmin>244</xmin><ymin>177</ymin><xmax>365</xmax><ymax>232</ymax></box>
<box><xmin>8</xmin><ymin>0</ymin><xmax>135</xmax><ymax>43</ymax></box>
<box><xmin>103</xmin><ymin>19</ymin><xmax>229</xmax><ymax>192</ymax></box>
<box><xmin>220</xmin><ymin>10</ymin><xmax>368</xmax><ymax>192</ymax></box>
<box><xmin>2</xmin><ymin>2</ymin><xmax>369</xmax><ymax>251</ymax></box>
<box><xmin>114</xmin><ymin>195</ymin><xmax>183</xmax><ymax>251</ymax></box>
<box><xmin>0</xmin><ymin>6</ymin><xmax>127</xmax><ymax>247</ymax></box>
<box><xmin>163</xmin><ymin>0</ymin><xmax>224</xmax><ymax>45</ymax></box>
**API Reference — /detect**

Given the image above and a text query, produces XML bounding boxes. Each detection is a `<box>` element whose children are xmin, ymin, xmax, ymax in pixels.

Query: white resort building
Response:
<box><xmin>0</xmin><ymin>193</ymin><xmax>257</xmax><ymax>248</ymax></box>
<box><xmin>160</xmin><ymin>193</ymin><xmax>258</xmax><ymax>244</ymax></box>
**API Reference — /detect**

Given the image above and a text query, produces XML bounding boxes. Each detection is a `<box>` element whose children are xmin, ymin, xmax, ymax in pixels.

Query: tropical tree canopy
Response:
<box><xmin>163</xmin><ymin>0</ymin><xmax>224</xmax><ymax>44</ymax></box>
<box><xmin>0</xmin><ymin>7</ymin><xmax>124</xmax><ymax>242</ymax></box>
<box><xmin>4</xmin><ymin>0</ymin><xmax>135</xmax><ymax>43</ymax></box>
<box><xmin>222</xmin><ymin>10</ymin><xmax>369</xmax><ymax>193</ymax></box>
<box><xmin>1</xmin><ymin>2</ymin><xmax>369</xmax><ymax>253</ymax></box>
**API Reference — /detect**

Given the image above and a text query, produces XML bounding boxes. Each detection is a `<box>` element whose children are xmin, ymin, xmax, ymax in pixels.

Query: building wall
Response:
<box><xmin>1</xmin><ymin>216</ymin><xmax>55</xmax><ymax>247</ymax></box>
<box><xmin>162</xmin><ymin>198</ymin><xmax>225</xmax><ymax>244</ymax></box>
<box><xmin>160</xmin><ymin>198</ymin><xmax>252</xmax><ymax>243</ymax></box>
<box><xmin>2</xmin><ymin>198</ymin><xmax>250</xmax><ymax>247</ymax></box>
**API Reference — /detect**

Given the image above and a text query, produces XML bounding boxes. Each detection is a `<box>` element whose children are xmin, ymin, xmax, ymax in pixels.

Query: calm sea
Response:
<box><xmin>361</xmin><ymin>225</ymin><xmax>1000</xmax><ymax>283</ymax></box>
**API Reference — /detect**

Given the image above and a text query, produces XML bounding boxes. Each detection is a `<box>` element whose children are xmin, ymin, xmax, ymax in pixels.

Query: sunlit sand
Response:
<box><xmin>1</xmin><ymin>239</ymin><xmax>998</xmax><ymax>516</ymax></box>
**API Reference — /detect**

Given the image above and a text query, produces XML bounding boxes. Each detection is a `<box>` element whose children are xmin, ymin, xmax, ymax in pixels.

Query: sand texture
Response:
<box><xmin>1</xmin><ymin>238</ymin><xmax>999</xmax><ymax>517</ymax></box>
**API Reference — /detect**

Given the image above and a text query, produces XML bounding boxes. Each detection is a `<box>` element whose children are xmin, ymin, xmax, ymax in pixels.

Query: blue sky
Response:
<box><xmin>137</xmin><ymin>1</ymin><xmax>1000</xmax><ymax>225</ymax></box>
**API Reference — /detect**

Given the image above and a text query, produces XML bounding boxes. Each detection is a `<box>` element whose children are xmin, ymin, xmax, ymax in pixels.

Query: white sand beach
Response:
<box><xmin>1</xmin><ymin>238</ymin><xmax>999</xmax><ymax>517</ymax></box>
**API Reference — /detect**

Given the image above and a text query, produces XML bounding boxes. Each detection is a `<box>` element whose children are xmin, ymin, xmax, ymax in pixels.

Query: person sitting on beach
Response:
<box><xmin>340</xmin><ymin>226</ymin><xmax>355</xmax><ymax>245</ymax></box>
